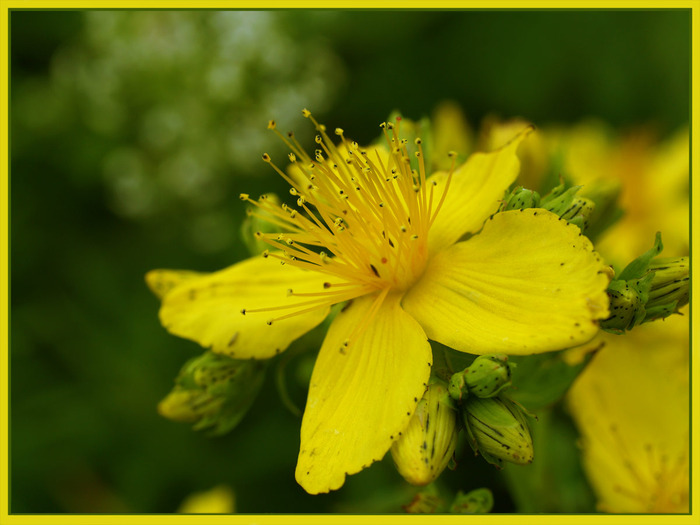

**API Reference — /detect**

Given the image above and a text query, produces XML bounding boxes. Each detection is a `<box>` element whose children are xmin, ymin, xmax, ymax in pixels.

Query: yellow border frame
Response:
<box><xmin>0</xmin><ymin>2</ymin><xmax>698</xmax><ymax>524</ymax></box>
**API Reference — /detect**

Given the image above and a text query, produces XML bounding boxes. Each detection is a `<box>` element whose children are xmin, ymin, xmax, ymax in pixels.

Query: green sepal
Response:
<box><xmin>538</xmin><ymin>179</ymin><xmax>568</xmax><ymax>204</ymax></box>
<box><xmin>643</xmin><ymin>301</ymin><xmax>680</xmax><ymax>322</ymax></box>
<box><xmin>642</xmin><ymin>256</ymin><xmax>689</xmax><ymax>321</ymax></box>
<box><xmin>540</xmin><ymin>182</ymin><xmax>595</xmax><ymax>232</ymax></box>
<box><xmin>501</xmin><ymin>179</ymin><xmax>596</xmax><ymax>233</ymax></box>
<box><xmin>502</xmin><ymin>186</ymin><xmax>541</xmax><ymax>211</ymax></box>
<box><xmin>540</xmin><ymin>183</ymin><xmax>581</xmax><ymax>211</ymax></box>
<box><xmin>617</xmin><ymin>232</ymin><xmax>663</xmax><ymax>281</ymax></box>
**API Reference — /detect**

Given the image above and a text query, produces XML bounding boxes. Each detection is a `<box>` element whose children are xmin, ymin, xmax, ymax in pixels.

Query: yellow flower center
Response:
<box><xmin>239</xmin><ymin>110</ymin><xmax>456</xmax><ymax>327</ymax></box>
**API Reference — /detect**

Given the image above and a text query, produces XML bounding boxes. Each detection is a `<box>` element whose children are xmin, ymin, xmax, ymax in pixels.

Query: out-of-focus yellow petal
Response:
<box><xmin>295</xmin><ymin>293</ymin><xmax>432</xmax><ymax>494</ymax></box>
<box><xmin>567</xmin><ymin>311</ymin><xmax>689</xmax><ymax>513</ymax></box>
<box><xmin>427</xmin><ymin>127</ymin><xmax>533</xmax><ymax>254</ymax></box>
<box><xmin>151</xmin><ymin>256</ymin><xmax>330</xmax><ymax>359</ymax></box>
<box><xmin>178</xmin><ymin>485</ymin><xmax>235</xmax><ymax>514</ymax></box>
<box><xmin>403</xmin><ymin>209</ymin><xmax>610</xmax><ymax>355</ymax></box>
<box><xmin>594</xmin><ymin>127</ymin><xmax>689</xmax><ymax>263</ymax></box>
<box><xmin>476</xmin><ymin>115</ymin><xmax>549</xmax><ymax>191</ymax></box>
<box><xmin>431</xmin><ymin>101</ymin><xmax>473</xmax><ymax>170</ymax></box>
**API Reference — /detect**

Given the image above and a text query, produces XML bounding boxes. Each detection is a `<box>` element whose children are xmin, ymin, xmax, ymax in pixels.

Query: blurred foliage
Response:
<box><xmin>9</xmin><ymin>9</ymin><xmax>689</xmax><ymax>514</ymax></box>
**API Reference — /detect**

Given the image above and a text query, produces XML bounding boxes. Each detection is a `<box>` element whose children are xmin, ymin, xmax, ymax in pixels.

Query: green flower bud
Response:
<box><xmin>240</xmin><ymin>193</ymin><xmax>282</xmax><ymax>255</ymax></box>
<box><xmin>449</xmin><ymin>354</ymin><xmax>513</xmax><ymax>401</ymax></box>
<box><xmin>391</xmin><ymin>381</ymin><xmax>458</xmax><ymax>486</ymax></box>
<box><xmin>449</xmin><ymin>488</ymin><xmax>494</xmax><ymax>514</ymax></box>
<box><xmin>502</xmin><ymin>186</ymin><xmax>541</xmax><ymax>211</ymax></box>
<box><xmin>158</xmin><ymin>351</ymin><xmax>266</xmax><ymax>436</ymax></box>
<box><xmin>462</xmin><ymin>396</ymin><xmax>533</xmax><ymax>469</ymax></box>
<box><xmin>600</xmin><ymin>277</ymin><xmax>649</xmax><ymax>332</ymax></box>
<box><xmin>644</xmin><ymin>256</ymin><xmax>689</xmax><ymax>320</ymax></box>
<box><xmin>601</xmin><ymin>235</ymin><xmax>689</xmax><ymax>332</ymax></box>
<box><xmin>541</xmin><ymin>184</ymin><xmax>595</xmax><ymax>232</ymax></box>
<box><xmin>556</xmin><ymin>196</ymin><xmax>595</xmax><ymax>232</ymax></box>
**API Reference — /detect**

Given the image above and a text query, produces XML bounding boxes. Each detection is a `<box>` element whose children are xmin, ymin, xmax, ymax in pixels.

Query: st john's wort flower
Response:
<box><xmin>147</xmin><ymin>110</ymin><xmax>609</xmax><ymax>494</ymax></box>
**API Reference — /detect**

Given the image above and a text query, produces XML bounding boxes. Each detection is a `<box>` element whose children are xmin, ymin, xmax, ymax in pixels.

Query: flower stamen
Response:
<box><xmin>246</xmin><ymin>111</ymin><xmax>451</xmax><ymax>323</ymax></box>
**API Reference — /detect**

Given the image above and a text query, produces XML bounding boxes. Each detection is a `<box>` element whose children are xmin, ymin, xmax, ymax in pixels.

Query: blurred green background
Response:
<box><xmin>10</xmin><ymin>9</ymin><xmax>689</xmax><ymax>514</ymax></box>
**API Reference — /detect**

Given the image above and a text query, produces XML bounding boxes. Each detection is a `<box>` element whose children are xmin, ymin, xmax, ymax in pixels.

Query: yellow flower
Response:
<box><xmin>147</xmin><ymin>110</ymin><xmax>610</xmax><ymax>494</ymax></box>
<box><xmin>567</xmin><ymin>312</ymin><xmax>689</xmax><ymax>513</ymax></box>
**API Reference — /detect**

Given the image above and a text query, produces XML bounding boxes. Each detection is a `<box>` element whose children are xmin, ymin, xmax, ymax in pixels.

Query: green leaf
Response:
<box><xmin>507</xmin><ymin>349</ymin><xmax>594</xmax><ymax>412</ymax></box>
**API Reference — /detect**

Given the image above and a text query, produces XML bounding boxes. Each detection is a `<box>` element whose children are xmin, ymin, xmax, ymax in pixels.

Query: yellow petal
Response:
<box><xmin>296</xmin><ymin>292</ymin><xmax>432</xmax><ymax>494</ymax></box>
<box><xmin>427</xmin><ymin>126</ymin><xmax>533</xmax><ymax>254</ymax></box>
<box><xmin>154</xmin><ymin>256</ymin><xmax>330</xmax><ymax>359</ymax></box>
<box><xmin>403</xmin><ymin>209</ymin><xmax>610</xmax><ymax>355</ymax></box>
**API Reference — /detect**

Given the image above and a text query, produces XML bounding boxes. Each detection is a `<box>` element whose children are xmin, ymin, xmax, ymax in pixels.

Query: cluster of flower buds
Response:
<box><xmin>392</xmin><ymin>355</ymin><xmax>533</xmax><ymax>482</ymax></box>
<box><xmin>501</xmin><ymin>177</ymin><xmax>623</xmax><ymax>241</ymax></box>
<box><xmin>502</xmin><ymin>181</ymin><xmax>596</xmax><ymax>233</ymax></box>
<box><xmin>158</xmin><ymin>351</ymin><xmax>266</xmax><ymax>436</ymax></box>
<box><xmin>601</xmin><ymin>233</ymin><xmax>689</xmax><ymax>333</ymax></box>
<box><xmin>450</xmin><ymin>355</ymin><xmax>534</xmax><ymax>469</ymax></box>
<box><xmin>644</xmin><ymin>256</ymin><xmax>689</xmax><ymax>319</ymax></box>
<box><xmin>391</xmin><ymin>380</ymin><xmax>459</xmax><ymax>486</ymax></box>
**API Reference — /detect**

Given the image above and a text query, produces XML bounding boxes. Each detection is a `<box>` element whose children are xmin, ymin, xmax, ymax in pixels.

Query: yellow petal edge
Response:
<box><xmin>148</xmin><ymin>255</ymin><xmax>330</xmax><ymax>359</ymax></box>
